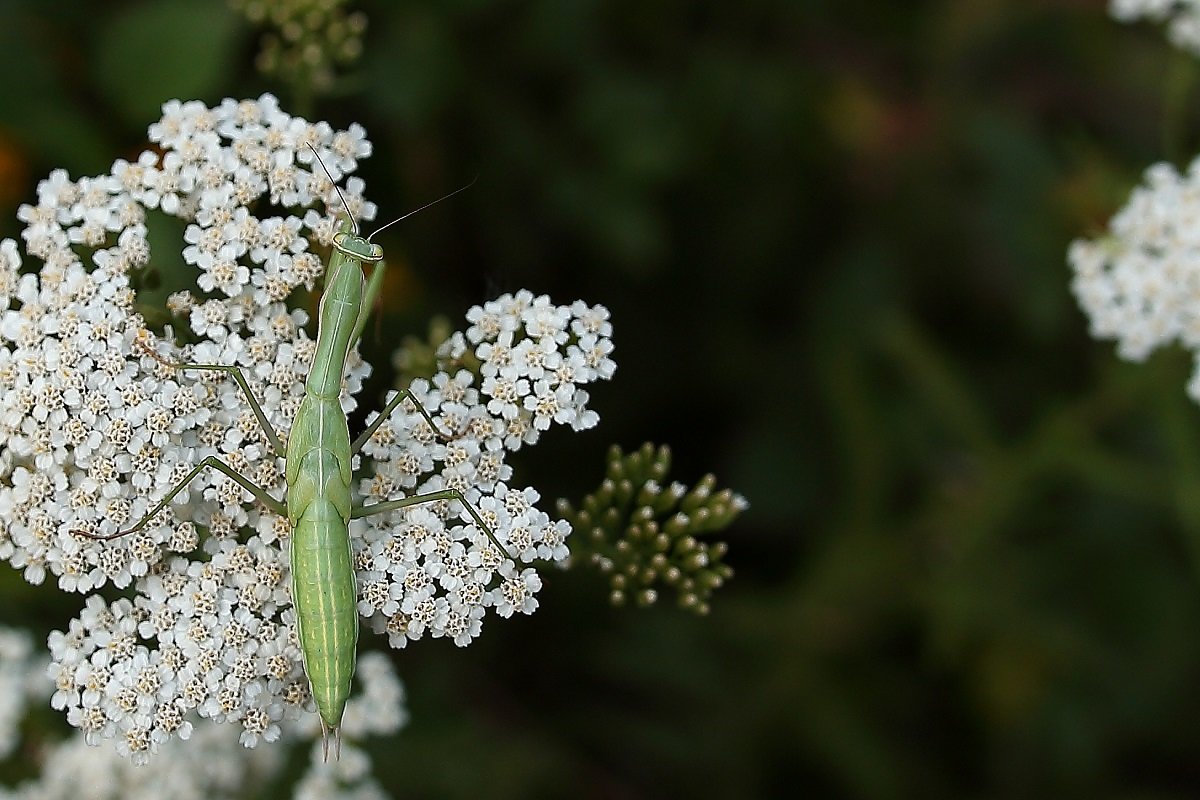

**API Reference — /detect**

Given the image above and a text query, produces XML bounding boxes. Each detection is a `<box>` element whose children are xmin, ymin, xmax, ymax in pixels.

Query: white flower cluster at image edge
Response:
<box><xmin>1111</xmin><ymin>0</ymin><xmax>1200</xmax><ymax>56</ymax></box>
<box><xmin>0</xmin><ymin>625</ymin><xmax>405</xmax><ymax>800</ymax></box>
<box><xmin>1069</xmin><ymin>156</ymin><xmax>1200</xmax><ymax>399</ymax></box>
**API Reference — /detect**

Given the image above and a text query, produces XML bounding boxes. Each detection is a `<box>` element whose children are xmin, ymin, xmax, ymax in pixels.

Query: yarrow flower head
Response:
<box><xmin>0</xmin><ymin>94</ymin><xmax>616</xmax><ymax>760</ymax></box>
<box><xmin>1069</xmin><ymin>157</ymin><xmax>1200</xmax><ymax>398</ymax></box>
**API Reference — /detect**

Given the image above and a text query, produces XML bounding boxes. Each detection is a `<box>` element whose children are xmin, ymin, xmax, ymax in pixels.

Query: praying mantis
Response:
<box><xmin>78</xmin><ymin>144</ymin><xmax>504</xmax><ymax>760</ymax></box>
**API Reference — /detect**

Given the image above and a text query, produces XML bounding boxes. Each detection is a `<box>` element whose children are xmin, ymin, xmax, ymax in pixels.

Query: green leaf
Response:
<box><xmin>95</xmin><ymin>0</ymin><xmax>242</xmax><ymax>127</ymax></box>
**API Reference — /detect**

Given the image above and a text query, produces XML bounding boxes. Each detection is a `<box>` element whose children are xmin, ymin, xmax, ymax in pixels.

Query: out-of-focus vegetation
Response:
<box><xmin>7</xmin><ymin>0</ymin><xmax>1200</xmax><ymax>796</ymax></box>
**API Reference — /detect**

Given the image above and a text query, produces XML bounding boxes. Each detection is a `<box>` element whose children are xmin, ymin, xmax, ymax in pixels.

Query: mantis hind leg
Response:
<box><xmin>351</xmin><ymin>386</ymin><xmax>511</xmax><ymax>558</ymax></box>
<box><xmin>74</xmin><ymin>456</ymin><xmax>285</xmax><ymax>540</ymax></box>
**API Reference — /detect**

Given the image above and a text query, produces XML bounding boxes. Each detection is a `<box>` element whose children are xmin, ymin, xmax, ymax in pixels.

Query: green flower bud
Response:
<box><xmin>556</xmin><ymin>443</ymin><xmax>746</xmax><ymax>615</ymax></box>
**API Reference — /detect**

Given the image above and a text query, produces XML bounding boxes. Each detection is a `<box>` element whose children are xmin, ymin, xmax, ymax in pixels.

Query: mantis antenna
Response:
<box><xmin>306</xmin><ymin>142</ymin><xmax>360</xmax><ymax>236</ymax></box>
<box><xmin>304</xmin><ymin>141</ymin><xmax>476</xmax><ymax>241</ymax></box>
<box><xmin>367</xmin><ymin>175</ymin><xmax>478</xmax><ymax>242</ymax></box>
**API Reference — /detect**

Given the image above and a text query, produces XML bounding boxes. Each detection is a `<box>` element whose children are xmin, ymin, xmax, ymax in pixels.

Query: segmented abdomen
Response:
<box><xmin>290</xmin><ymin>490</ymin><xmax>357</xmax><ymax>729</ymax></box>
<box><xmin>285</xmin><ymin>392</ymin><xmax>358</xmax><ymax>732</ymax></box>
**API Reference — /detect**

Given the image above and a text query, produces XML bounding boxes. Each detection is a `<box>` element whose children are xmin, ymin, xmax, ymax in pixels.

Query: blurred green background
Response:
<box><xmin>7</xmin><ymin>0</ymin><xmax>1200</xmax><ymax>797</ymax></box>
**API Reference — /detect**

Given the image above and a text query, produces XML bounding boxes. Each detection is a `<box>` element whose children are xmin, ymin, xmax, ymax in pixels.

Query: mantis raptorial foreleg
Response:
<box><xmin>345</xmin><ymin>256</ymin><xmax>462</xmax><ymax>452</ymax></box>
<box><xmin>79</xmin><ymin>455</ymin><xmax>285</xmax><ymax>540</ymax></box>
<box><xmin>348</xmin><ymin>259</ymin><xmax>386</xmax><ymax>348</ymax></box>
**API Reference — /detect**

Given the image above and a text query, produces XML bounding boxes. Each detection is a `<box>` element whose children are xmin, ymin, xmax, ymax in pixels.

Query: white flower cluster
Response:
<box><xmin>1</xmin><ymin>624</ymin><xmax>403</xmax><ymax>800</ymax></box>
<box><xmin>1068</xmin><ymin>158</ymin><xmax>1200</xmax><ymax>398</ymax></box>
<box><xmin>1112</xmin><ymin>0</ymin><xmax>1200</xmax><ymax>55</ymax></box>
<box><xmin>355</xmin><ymin>291</ymin><xmax>614</xmax><ymax>646</ymax></box>
<box><xmin>0</xmin><ymin>94</ymin><xmax>615</xmax><ymax>760</ymax></box>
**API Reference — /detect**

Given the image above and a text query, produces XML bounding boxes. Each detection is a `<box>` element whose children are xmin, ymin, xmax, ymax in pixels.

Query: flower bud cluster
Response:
<box><xmin>557</xmin><ymin>443</ymin><xmax>745</xmax><ymax>615</ymax></box>
<box><xmin>230</xmin><ymin>0</ymin><xmax>367</xmax><ymax>91</ymax></box>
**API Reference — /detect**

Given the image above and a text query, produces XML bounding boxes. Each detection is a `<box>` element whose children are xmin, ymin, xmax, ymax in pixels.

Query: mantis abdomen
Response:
<box><xmin>291</xmin><ymin>507</ymin><xmax>357</xmax><ymax>741</ymax></box>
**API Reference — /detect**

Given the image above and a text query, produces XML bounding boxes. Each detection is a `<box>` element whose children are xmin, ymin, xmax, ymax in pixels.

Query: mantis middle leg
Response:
<box><xmin>76</xmin><ymin>455</ymin><xmax>285</xmax><ymax>540</ymax></box>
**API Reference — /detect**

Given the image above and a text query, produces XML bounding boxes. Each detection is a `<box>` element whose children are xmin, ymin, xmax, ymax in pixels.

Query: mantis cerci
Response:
<box><xmin>78</xmin><ymin>144</ymin><xmax>507</xmax><ymax>760</ymax></box>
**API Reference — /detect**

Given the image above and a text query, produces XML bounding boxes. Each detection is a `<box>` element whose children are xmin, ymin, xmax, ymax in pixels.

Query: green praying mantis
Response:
<box><xmin>78</xmin><ymin>144</ymin><xmax>506</xmax><ymax>760</ymax></box>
